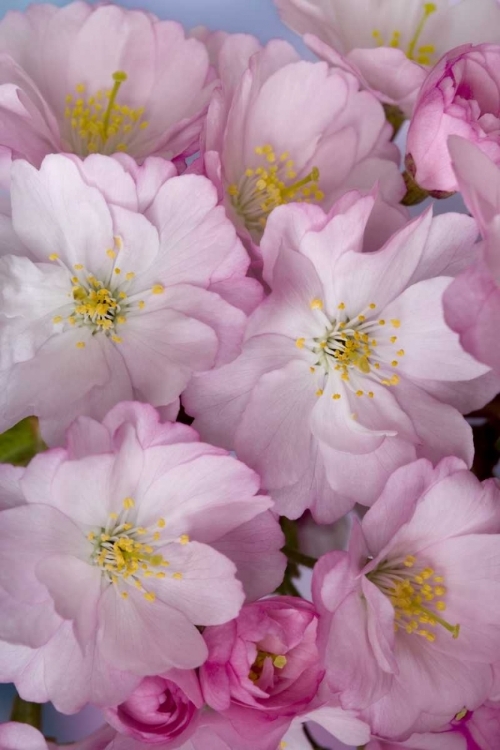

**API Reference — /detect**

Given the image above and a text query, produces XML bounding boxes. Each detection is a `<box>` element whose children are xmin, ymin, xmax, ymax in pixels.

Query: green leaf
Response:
<box><xmin>0</xmin><ymin>417</ymin><xmax>46</xmax><ymax>466</ymax></box>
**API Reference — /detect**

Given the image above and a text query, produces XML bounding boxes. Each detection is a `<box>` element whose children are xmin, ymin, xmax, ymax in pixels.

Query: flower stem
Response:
<box><xmin>10</xmin><ymin>693</ymin><xmax>42</xmax><ymax>730</ymax></box>
<box><xmin>383</xmin><ymin>104</ymin><xmax>406</xmax><ymax>139</ymax></box>
<box><xmin>283</xmin><ymin>546</ymin><xmax>318</xmax><ymax>569</ymax></box>
<box><xmin>401</xmin><ymin>169</ymin><xmax>429</xmax><ymax>206</ymax></box>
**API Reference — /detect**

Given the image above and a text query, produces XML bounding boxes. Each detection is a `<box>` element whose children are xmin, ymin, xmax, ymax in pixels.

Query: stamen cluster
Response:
<box><xmin>228</xmin><ymin>144</ymin><xmax>323</xmax><ymax>239</ymax></box>
<box><xmin>372</xmin><ymin>2</ymin><xmax>437</xmax><ymax>65</ymax></box>
<box><xmin>296</xmin><ymin>299</ymin><xmax>403</xmax><ymax>398</ymax></box>
<box><xmin>63</xmin><ymin>71</ymin><xmax>150</xmax><ymax>156</ymax></box>
<box><xmin>368</xmin><ymin>554</ymin><xmax>460</xmax><ymax>643</ymax></box>
<box><xmin>87</xmin><ymin>498</ymin><xmax>187</xmax><ymax>603</ymax></box>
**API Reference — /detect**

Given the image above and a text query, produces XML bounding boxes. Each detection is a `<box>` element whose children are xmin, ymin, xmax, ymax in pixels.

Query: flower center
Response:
<box><xmin>63</xmin><ymin>71</ymin><xmax>149</xmax><ymax>156</ymax></box>
<box><xmin>372</xmin><ymin>2</ymin><xmax>437</xmax><ymax>65</ymax></box>
<box><xmin>249</xmin><ymin>650</ymin><xmax>287</xmax><ymax>683</ymax></box>
<box><xmin>227</xmin><ymin>145</ymin><xmax>323</xmax><ymax>241</ymax></box>
<box><xmin>297</xmin><ymin>299</ymin><xmax>403</xmax><ymax>399</ymax></box>
<box><xmin>87</xmin><ymin>499</ymin><xmax>188</xmax><ymax>603</ymax></box>
<box><xmin>367</xmin><ymin>554</ymin><xmax>460</xmax><ymax>642</ymax></box>
<box><xmin>48</xmin><ymin>238</ymin><xmax>166</xmax><ymax>349</ymax></box>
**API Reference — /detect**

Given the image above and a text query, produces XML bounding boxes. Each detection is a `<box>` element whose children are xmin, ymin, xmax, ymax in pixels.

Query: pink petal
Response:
<box><xmin>36</xmin><ymin>554</ymin><xmax>101</xmax><ymax>646</ymax></box>
<box><xmin>234</xmin><ymin>359</ymin><xmax>316</xmax><ymax>489</ymax></box>
<box><xmin>211</xmin><ymin>512</ymin><xmax>286</xmax><ymax>601</ymax></box>
<box><xmin>11</xmin><ymin>157</ymin><xmax>113</xmax><ymax>266</ymax></box>
<box><xmin>146</xmin><ymin>540</ymin><xmax>245</xmax><ymax>625</ymax></box>
<box><xmin>184</xmin><ymin>333</ymin><xmax>297</xmax><ymax>450</ymax></box>
<box><xmin>381</xmin><ymin>277</ymin><xmax>490</xmax><ymax>382</ymax></box>
<box><xmin>145</xmin><ymin>174</ymin><xmax>247</xmax><ymax>287</ymax></box>
<box><xmin>98</xmin><ymin>585</ymin><xmax>208</xmax><ymax>674</ymax></box>
<box><xmin>137</xmin><ymin>453</ymin><xmax>270</xmax><ymax>542</ymax></box>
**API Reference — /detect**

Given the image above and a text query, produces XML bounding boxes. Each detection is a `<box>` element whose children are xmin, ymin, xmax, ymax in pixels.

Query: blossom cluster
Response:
<box><xmin>0</xmin><ymin>1</ymin><xmax>500</xmax><ymax>749</ymax></box>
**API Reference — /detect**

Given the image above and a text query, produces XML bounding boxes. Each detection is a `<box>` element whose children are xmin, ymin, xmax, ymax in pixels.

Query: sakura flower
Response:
<box><xmin>0</xmin><ymin>153</ymin><xmax>258</xmax><ymax>445</ymax></box>
<box><xmin>274</xmin><ymin>0</ymin><xmax>500</xmax><ymax>115</ymax></box>
<box><xmin>406</xmin><ymin>44</ymin><xmax>500</xmax><ymax>194</ymax></box>
<box><xmin>313</xmin><ymin>457</ymin><xmax>500</xmax><ymax>739</ymax></box>
<box><xmin>184</xmin><ymin>192</ymin><xmax>498</xmax><ymax>522</ymax></box>
<box><xmin>0</xmin><ymin>1</ymin><xmax>214</xmax><ymax>166</ymax></box>
<box><xmin>0</xmin><ymin>401</ymin><xmax>285</xmax><ymax>712</ymax></box>
<box><xmin>443</xmin><ymin>137</ymin><xmax>500</xmax><ymax>375</ymax></box>
<box><xmin>199</xmin><ymin>596</ymin><xmax>322</xmax><ymax>716</ymax></box>
<box><xmin>201</xmin><ymin>34</ymin><xmax>406</xmax><ymax>264</ymax></box>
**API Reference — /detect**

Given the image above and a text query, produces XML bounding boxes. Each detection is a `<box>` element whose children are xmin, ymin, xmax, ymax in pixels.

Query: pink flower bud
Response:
<box><xmin>199</xmin><ymin>596</ymin><xmax>323</xmax><ymax>717</ymax></box>
<box><xmin>104</xmin><ymin>671</ymin><xmax>202</xmax><ymax>745</ymax></box>
<box><xmin>407</xmin><ymin>43</ymin><xmax>500</xmax><ymax>193</ymax></box>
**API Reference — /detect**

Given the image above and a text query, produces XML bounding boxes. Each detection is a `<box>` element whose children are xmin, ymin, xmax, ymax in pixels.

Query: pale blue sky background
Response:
<box><xmin>0</xmin><ymin>0</ymin><xmax>307</xmax><ymax>48</ymax></box>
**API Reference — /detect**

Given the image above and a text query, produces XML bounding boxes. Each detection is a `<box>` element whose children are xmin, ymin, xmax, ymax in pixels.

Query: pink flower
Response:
<box><xmin>274</xmin><ymin>0</ymin><xmax>500</xmax><ymax>115</ymax></box>
<box><xmin>105</xmin><ymin>669</ymin><xmax>203</xmax><ymax>746</ymax></box>
<box><xmin>0</xmin><ymin>152</ymin><xmax>259</xmax><ymax>445</ymax></box>
<box><xmin>406</xmin><ymin>44</ymin><xmax>500</xmax><ymax>194</ymax></box>
<box><xmin>0</xmin><ymin>401</ymin><xmax>285</xmax><ymax>713</ymax></box>
<box><xmin>313</xmin><ymin>457</ymin><xmax>500</xmax><ymax>739</ymax></box>
<box><xmin>184</xmin><ymin>192</ymin><xmax>497</xmax><ymax>522</ymax></box>
<box><xmin>200</xmin><ymin>34</ymin><xmax>406</xmax><ymax>264</ymax></box>
<box><xmin>199</xmin><ymin>596</ymin><xmax>322</xmax><ymax>716</ymax></box>
<box><xmin>0</xmin><ymin>1</ymin><xmax>214</xmax><ymax>166</ymax></box>
<box><xmin>443</xmin><ymin>136</ymin><xmax>500</xmax><ymax>375</ymax></box>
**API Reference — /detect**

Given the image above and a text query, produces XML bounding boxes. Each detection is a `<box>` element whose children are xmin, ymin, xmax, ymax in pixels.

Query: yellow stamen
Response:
<box><xmin>407</xmin><ymin>3</ymin><xmax>437</xmax><ymax>60</ymax></box>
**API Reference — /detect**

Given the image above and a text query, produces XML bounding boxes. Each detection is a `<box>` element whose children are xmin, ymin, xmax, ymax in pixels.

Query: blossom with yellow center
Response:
<box><xmin>88</xmin><ymin>500</ymin><xmax>189</xmax><ymax>602</ymax></box>
<box><xmin>297</xmin><ymin>298</ymin><xmax>402</xmax><ymax>399</ymax></box>
<box><xmin>48</xmin><ymin>237</ymin><xmax>163</xmax><ymax>347</ymax></box>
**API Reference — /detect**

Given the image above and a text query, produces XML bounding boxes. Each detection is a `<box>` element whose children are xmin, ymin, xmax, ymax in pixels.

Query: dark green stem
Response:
<box><xmin>401</xmin><ymin>169</ymin><xmax>429</xmax><ymax>206</ymax></box>
<box><xmin>383</xmin><ymin>103</ymin><xmax>406</xmax><ymax>140</ymax></box>
<box><xmin>283</xmin><ymin>546</ymin><xmax>318</xmax><ymax>569</ymax></box>
<box><xmin>10</xmin><ymin>694</ymin><xmax>42</xmax><ymax>730</ymax></box>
